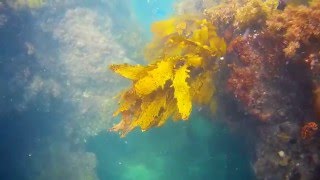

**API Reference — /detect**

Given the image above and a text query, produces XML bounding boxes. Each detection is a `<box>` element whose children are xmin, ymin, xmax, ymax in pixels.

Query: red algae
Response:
<box><xmin>301</xmin><ymin>122</ymin><xmax>318</xmax><ymax>140</ymax></box>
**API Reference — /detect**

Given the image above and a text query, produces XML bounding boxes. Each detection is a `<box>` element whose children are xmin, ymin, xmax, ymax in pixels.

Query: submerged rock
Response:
<box><xmin>254</xmin><ymin>121</ymin><xmax>320</xmax><ymax>179</ymax></box>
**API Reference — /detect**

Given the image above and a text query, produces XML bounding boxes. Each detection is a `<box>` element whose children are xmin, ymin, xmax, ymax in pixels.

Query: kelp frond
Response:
<box><xmin>110</xmin><ymin>16</ymin><xmax>226</xmax><ymax>137</ymax></box>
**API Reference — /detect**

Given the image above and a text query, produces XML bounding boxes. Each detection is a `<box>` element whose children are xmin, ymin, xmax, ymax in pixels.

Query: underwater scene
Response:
<box><xmin>1</xmin><ymin>0</ymin><xmax>320</xmax><ymax>179</ymax></box>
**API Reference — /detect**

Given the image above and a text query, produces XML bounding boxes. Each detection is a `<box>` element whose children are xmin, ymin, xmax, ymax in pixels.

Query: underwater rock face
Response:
<box><xmin>254</xmin><ymin>121</ymin><xmax>320</xmax><ymax>180</ymax></box>
<box><xmin>227</xmin><ymin>33</ymin><xmax>311</xmax><ymax>124</ymax></box>
<box><xmin>267</xmin><ymin>2</ymin><xmax>320</xmax><ymax>59</ymax></box>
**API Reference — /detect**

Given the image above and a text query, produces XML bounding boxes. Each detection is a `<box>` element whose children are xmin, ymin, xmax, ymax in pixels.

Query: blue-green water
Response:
<box><xmin>0</xmin><ymin>0</ymin><xmax>254</xmax><ymax>179</ymax></box>
<box><xmin>88</xmin><ymin>112</ymin><xmax>254</xmax><ymax>180</ymax></box>
<box><xmin>132</xmin><ymin>0</ymin><xmax>174</xmax><ymax>38</ymax></box>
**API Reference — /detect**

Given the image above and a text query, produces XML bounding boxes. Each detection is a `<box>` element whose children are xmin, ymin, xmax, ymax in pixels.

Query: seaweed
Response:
<box><xmin>301</xmin><ymin>122</ymin><xmax>318</xmax><ymax>140</ymax></box>
<box><xmin>204</xmin><ymin>0</ymin><xmax>278</xmax><ymax>39</ymax></box>
<box><xmin>106</xmin><ymin>1</ymin><xmax>320</xmax><ymax>178</ymax></box>
<box><xmin>110</xmin><ymin>17</ymin><xmax>226</xmax><ymax>137</ymax></box>
<box><xmin>226</xmin><ymin>33</ymin><xmax>299</xmax><ymax>122</ymax></box>
<box><xmin>267</xmin><ymin>1</ymin><xmax>320</xmax><ymax>58</ymax></box>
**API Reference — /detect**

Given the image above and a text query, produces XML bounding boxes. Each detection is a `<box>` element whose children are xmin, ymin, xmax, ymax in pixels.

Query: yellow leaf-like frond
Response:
<box><xmin>113</xmin><ymin>90</ymin><xmax>138</xmax><ymax>116</ymax></box>
<box><xmin>131</xmin><ymin>90</ymin><xmax>167</xmax><ymax>131</ymax></box>
<box><xmin>110</xmin><ymin>64</ymin><xmax>146</xmax><ymax>80</ymax></box>
<box><xmin>151</xmin><ymin>18</ymin><xmax>177</xmax><ymax>38</ymax></box>
<box><xmin>109</xmin><ymin>16</ymin><xmax>227</xmax><ymax>137</ymax></box>
<box><xmin>173</xmin><ymin>65</ymin><xmax>192</xmax><ymax>120</ymax></box>
<box><xmin>191</xmin><ymin>24</ymin><xmax>209</xmax><ymax>46</ymax></box>
<box><xmin>157</xmin><ymin>99</ymin><xmax>177</xmax><ymax>126</ymax></box>
<box><xmin>185</xmin><ymin>54</ymin><xmax>203</xmax><ymax>67</ymax></box>
<box><xmin>111</xmin><ymin>111</ymin><xmax>134</xmax><ymax>138</ymax></box>
<box><xmin>190</xmin><ymin>71</ymin><xmax>215</xmax><ymax>105</ymax></box>
<box><xmin>134</xmin><ymin>60</ymin><xmax>173</xmax><ymax>96</ymax></box>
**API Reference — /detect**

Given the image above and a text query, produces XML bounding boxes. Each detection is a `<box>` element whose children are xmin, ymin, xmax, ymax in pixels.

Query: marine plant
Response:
<box><xmin>215</xmin><ymin>0</ymin><xmax>320</xmax><ymax>124</ymax></box>
<box><xmin>204</xmin><ymin>0</ymin><xmax>278</xmax><ymax>38</ymax></box>
<box><xmin>301</xmin><ymin>122</ymin><xmax>318</xmax><ymax>140</ymax></box>
<box><xmin>267</xmin><ymin>1</ymin><xmax>320</xmax><ymax>58</ymax></box>
<box><xmin>267</xmin><ymin>1</ymin><xmax>320</xmax><ymax>123</ymax></box>
<box><xmin>226</xmin><ymin>33</ymin><xmax>299</xmax><ymax>122</ymax></box>
<box><xmin>233</xmin><ymin>0</ymin><xmax>278</xmax><ymax>30</ymax></box>
<box><xmin>110</xmin><ymin>16</ymin><xmax>226</xmax><ymax>137</ymax></box>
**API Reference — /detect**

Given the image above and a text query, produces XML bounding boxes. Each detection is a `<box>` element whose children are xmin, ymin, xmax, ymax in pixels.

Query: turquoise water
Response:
<box><xmin>87</xmin><ymin>112</ymin><xmax>254</xmax><ymax>180</ymax></box>
<box><xmin>132</xmin><ymin>0</ymin><xmax>174</xmax><ymax>38</ymax></box>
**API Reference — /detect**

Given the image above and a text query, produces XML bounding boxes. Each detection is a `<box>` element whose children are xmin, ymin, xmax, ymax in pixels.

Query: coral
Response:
<box><xmin>267</xmin><ymin>2</ymin><xmax>320</xmax><ymax>58</ymax></box>
<box><xmin>301</xmin><ymin>122</ymin><xmax>318</xmax><ymax>140</ymax></box>
<box><xmin>110</xmin><ymin>17</ymin><xmax>226</xmax><ymax>137</ymax></box>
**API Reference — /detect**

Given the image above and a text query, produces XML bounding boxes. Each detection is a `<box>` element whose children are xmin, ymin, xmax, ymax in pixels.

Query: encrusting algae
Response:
<box><xmin>110</xmin><ymin>17</ymin><xmax>226</xmax><ymax>137</ymax></box>
<box><xmin>267</xmin><ymin>1</ymin><xmax>320</xmax><ymax>58</ymax></box>
<box><xmin>204</xmin><ymin>0</ymin><xmax>278</xmax><ymax>38</ymax></box>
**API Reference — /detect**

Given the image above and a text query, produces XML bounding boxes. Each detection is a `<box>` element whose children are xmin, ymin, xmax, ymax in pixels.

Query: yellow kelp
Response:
<box><xmin>172</xmin><ymin>64</ymin><xmax>191</xmax><ymax>120</ymax></box>
<box><xmin>110</xmin><ymin>16</ymin><xmax>226</xmax><ymax>137</ymax></box>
